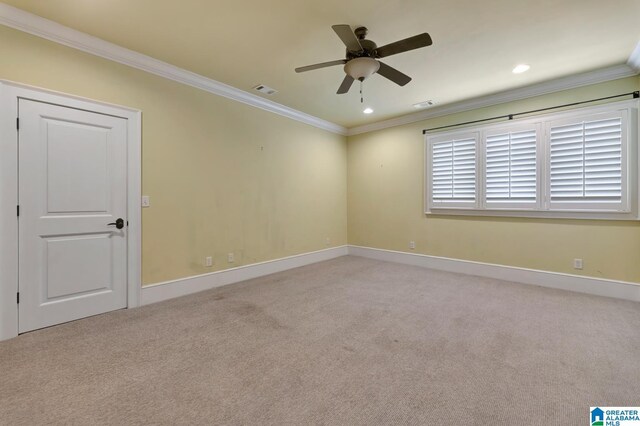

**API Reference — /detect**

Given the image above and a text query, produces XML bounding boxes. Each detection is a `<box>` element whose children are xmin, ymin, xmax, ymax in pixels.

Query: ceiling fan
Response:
<box><xmin>295</xmin><ymin>25</ymin><xmax>433</xmax><ymax>95</ymax></box>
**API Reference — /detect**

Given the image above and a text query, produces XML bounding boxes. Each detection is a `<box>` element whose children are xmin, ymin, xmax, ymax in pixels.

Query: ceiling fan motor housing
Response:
<box><xmin>344</xmin><ymin>29</ymin><xmax>380</xmax><ymax>82</ymax></box>
<box><xmin>346</xmin><ymin>37</ymin><xmax>378</xmax><ymax>60</ymax></box>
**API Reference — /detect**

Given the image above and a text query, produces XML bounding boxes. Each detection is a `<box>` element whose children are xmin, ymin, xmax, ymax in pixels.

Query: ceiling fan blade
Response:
<box><xmin>295</xmin><ymin>59</ymin><xmax>346</xmax><ymax>73</ymax></box>
<box><xmin>376</xmin><ymin>33</ymin><xmax>433</xmax><ymax>58</ymax></box>
<box><xmin>332</xmin><ymin>24</ymin><xmax>363</xmax><ymax>53</ymax></box>
<box><xmin>337</xmin><ymin>75</ymin><xmax>355</xmax><ymax>94</ymax></box>
<box><xmin>377</xmin><ymin>61</ymin><xmax>412</xmax><ymax>86</ymax></box>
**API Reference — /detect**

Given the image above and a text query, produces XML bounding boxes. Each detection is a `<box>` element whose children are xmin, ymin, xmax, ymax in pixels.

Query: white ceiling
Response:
<box><xmin>4</xmin><ymin>0</ymin><xmax>640</xmax><ymax>128</ymax></box>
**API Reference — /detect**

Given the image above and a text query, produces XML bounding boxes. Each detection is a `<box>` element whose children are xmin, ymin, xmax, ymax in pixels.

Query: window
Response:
<box><xmin>547</xmin><ymin>112</ymin><xmax>626</xmax><ymax>211</ymax></box>
<box><xmin>430</xmin><ymin>132</ymin><xmax>477</xmax><ymax>207</ymax></box>
<box><xmin>425</xmin><ymin>100</ymin><xmax>638</xmax><ymax>220</ymax></box>
<box><xmin>485</xmin><ymin>124</ymin><xmax>539</xmax><ymax>209</ymax></box>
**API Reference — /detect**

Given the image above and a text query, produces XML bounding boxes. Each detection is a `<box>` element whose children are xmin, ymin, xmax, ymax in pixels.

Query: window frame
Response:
<box><xmin>424</xmin><ymin>99</ymin><xmax>639</xmax><ymax>220</ymax></box>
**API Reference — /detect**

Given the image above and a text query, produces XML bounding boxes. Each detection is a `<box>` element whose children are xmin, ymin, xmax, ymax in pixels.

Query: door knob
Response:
<box><xmin>107</xmin><ymin>218</ymin><xmax>125</xmax><ymax>229</ymax></box>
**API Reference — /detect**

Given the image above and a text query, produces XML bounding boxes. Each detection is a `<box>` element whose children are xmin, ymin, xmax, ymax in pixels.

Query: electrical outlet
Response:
<box><xmin>141</xmin><ymin>195</ymin><xmax>150</xmax><ymax>207</ymax></box>
<box><xmin>325</xmin><ymin>237</ymin><xmax>331</xmax><ymax>246</ymax></box>
<box><xmin>227</xmin><ymin>253</ymin><xmax>235</xmax><ymax>263</ymax></box>
<box><xmin>205</xmin><ymin>256</ymin><xmax>213</xmax><ymax>267</ymax></box>
<box><xmin>573</xmin><ymin>258</ymin><xmax>583</xmax><ymax>270</ymax></box>
<box><xmin>409</xmin><ymin>241</ymin><xmax>416</xmax><ymax>250</ymax></box>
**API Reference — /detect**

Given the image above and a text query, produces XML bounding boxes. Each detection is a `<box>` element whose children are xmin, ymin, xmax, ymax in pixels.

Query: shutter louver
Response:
<box><xmin>432</xmin><ymin>137</ymin><xmax>476</xmax><ymax>203</ymax></box>
<box><xmin>486</xmin><ymin>129</ymin><xmax>537</xmax><ymax>203</ymax></box>
<box><xmin>550</xmin><ymin>117</ymin><xmax>622</xmax><ymax>202</ymax></box>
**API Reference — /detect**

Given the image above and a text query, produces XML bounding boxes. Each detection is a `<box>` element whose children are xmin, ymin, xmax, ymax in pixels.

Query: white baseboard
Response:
<box><xmin>348</xmin><ymin>245</ymin><xmax>640</xmax><ymax>302</ymax></box>
<box><xmin>141</xmin><ymin>245</ymin><xmax>348</xmax><ymax>305</ymax></box>
<box><xmin>143</xmin><ymin>243</ymin><xmax>639</xmax><ymax>307</ymax></box>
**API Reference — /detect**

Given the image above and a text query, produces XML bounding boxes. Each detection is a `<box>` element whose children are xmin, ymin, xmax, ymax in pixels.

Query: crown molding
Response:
<box><xmin>347</xmin><ymin>63</ymin><xmax>638</xmax><ymax>136</ymax></box>
<box><xmin>0</xmin><ymin>3</ymin><xmax>348</xmax><ymax>136</ymax></box>
<box><xmin>629</xmin><ymin>40</ymin><xmax>640</xmax><ymax>72</ymax></box>
<box><xmin>1</xmin><ymin>3</ymin><xmax>637</xmax><ymax>138</ymax></box>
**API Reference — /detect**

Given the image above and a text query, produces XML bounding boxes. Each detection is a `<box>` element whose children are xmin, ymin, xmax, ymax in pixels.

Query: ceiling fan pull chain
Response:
<box><xmin>360</xmin><ymin>80</ymin><xmax>363</xmax><ymax>103</ymax></box>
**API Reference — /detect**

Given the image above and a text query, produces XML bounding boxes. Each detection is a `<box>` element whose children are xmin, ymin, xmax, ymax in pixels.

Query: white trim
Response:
<box><xmin>0</xmin><ymin>79</ymin><xmax>142</xmax><ymax>113</ymax></box>
<box><xmin>141</xmin><ymin>246</ymin><xmax>348</xmax><ymax>305</ymax></box>
<box><xmin>348</xmin><ymin>245</ymin><xmax>640</xmax><ymax>302</ymax></box>
<box><xmin>127</xmin><ymin>111</ymin><xmax>142</xmax><ymax>309</ymax></box>
<box><xmin>0</xmin><ymin>82</ymin><xmax>18</xmax><ymax>341</ymax></box>
<box><xmin>0</xmin><ymin>81</ymin><xmax>141</xmax><ymax>341</ymax></box>
<box><xmin>142</xmin><ymin>243</ymin><xmax>640</xmax><ymax>308</ymax></box>
<box><xmin>0</xmin><ymin>3</ymin><xmax>347</xmax><ymax>136</ymax></box>
<box><xmin>629</xmin><ymin>40</ymin><xmax>640</xmax><ymax>72</ymax></box>
<box><xmin>348</xmin><ymin>64</ymin><xmax>638</xmax><ymax>136</ymax></box>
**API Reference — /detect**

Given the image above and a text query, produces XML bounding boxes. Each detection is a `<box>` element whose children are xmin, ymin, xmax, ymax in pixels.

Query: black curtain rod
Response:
<box><xmin>422</xmin><ymin>91</ymin><xmax>639</xmax><ymax>134</ymax></box>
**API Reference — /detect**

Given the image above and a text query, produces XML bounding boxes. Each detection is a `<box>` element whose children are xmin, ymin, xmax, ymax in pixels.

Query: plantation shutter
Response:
<box><xmin>431</xmin><ymin>136</ymin><xmax>476</xmax><ymax>204</ymax></box>
<box><xmin>486</xmin><ymin>128</ymin><xmax>537</xmax><ymax>204</ymax></box>
<box><xmin>426</xmin><ymin>104</ymin><xmax>632</xmax><ymax>218</ymax></box>
<box><xmin>550</xmin><ymin>116</ymin><xmax>622</xmax><ymax>203</ymax></box>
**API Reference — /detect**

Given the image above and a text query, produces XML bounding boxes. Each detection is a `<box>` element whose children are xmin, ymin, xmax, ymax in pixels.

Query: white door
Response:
<box><xmin>18</xmin><ymin>99</ymin><xmax>128</xmax><ymax>333</ymax></box>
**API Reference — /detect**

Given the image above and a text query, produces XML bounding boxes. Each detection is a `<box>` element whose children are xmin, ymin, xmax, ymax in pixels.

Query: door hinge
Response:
<box><xmin>16</xmin><ymin>117</ymin><xmax>19</xmax><ymax>131</ymax></box>
<box><xmin>17</xmin><ymin>292</ymin><xmax>19</xmax><ymax>304</ymax></box>
<box><xmin>17</xmin><ymin>205</ymin><xmax>20</xmax><ymax>217</ymax></box>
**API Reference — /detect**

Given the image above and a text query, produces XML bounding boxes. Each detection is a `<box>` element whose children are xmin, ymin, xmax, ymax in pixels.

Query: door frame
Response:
<box><xmin>0</xmin><ymin>80</ymin><xmax>142</xmax><ymax>341</ymax></box>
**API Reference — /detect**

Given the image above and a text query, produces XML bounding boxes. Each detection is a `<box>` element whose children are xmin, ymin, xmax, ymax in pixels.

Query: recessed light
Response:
<box><xmin>512</xmin><ymin>64</ymin><xmax>530</xmax><ymax>74</ymax></box>
<box><xmin>413</xmin><ymin>100</ymin><xmax>436</xmax><ymax>109</ymax></box>
<box><xmin>363</xmin><ymin>107</ymin><xmax>374</xmax><ymax>114</ymax></box>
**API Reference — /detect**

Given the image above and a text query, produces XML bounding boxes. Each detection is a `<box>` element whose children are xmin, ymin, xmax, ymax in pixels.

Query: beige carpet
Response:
<box><xmin>1</xmin><ymin>256</ymin><xmax>638</xmax><ymax>425</ymax></box>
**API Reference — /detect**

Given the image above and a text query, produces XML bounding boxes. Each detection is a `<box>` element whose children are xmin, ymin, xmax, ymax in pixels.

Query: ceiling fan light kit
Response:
<box><xmin>295</xmin><ymin>24</ymin><xmax>433</xmax><ymax>97</ymax></box>
<box><xmin>344</xmin><ymin>57</ymin><xmax>380</xmax><ymax>81</ymax></box>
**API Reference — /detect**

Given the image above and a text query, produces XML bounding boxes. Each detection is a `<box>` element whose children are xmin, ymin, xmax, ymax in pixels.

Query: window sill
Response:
<box><xmin>425</xmin><ymin>207</ymin><xmax>639</xmax><ymax>221</ymax></box>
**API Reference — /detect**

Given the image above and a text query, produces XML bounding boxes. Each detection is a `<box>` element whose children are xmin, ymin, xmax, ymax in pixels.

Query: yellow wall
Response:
<box><xmin>2</xmin><ymin>25</ymin><xmax>638</xmax><ymax>286</ymax></box>
<box><xmin>0</xmin><ymin>26</ymin><xmax>347</xmax><ymax>285</ymax></box>
<box><xmin>348</xmin><ymin>76</ymin><xmax>640</xmax><ymax>283</ymax></box>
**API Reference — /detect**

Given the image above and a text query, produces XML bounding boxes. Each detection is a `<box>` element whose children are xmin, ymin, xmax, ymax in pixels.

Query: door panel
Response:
<box><xmin>46</xmin><ymin>121</ymin><xmax>109</xmax><ymax>213</ymax></box>
<box><xmin>19</xmin><ymin>99</ymin><xmax>128</xmax><ymax>333</ymax></box>
<box><xmin>44</xmin><ymin>234</ymin><xmax>112</xmax><ymax>300</ymax></box>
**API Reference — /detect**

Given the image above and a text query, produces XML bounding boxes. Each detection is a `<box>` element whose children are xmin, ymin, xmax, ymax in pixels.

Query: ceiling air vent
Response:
<box><xmin>253</xmin><ymin>84</ymin><xmax>277</xmax><ymax>95</ymax></box>
<box><xmin>413</xmin><ymin>100</ymin><xmax>436</xmax><ymax>108</ymax></box>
